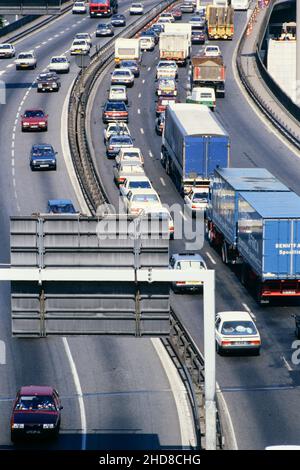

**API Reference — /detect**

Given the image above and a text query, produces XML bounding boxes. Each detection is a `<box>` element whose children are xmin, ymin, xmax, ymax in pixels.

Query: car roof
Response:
<box><xmin>113</xmin><ymin>68</ymin><xmax>132</xmax><ymax>73</ymax></box>
<box><xmin>48</xmin><ymin>199</ymin><xmax>73</xmax><ymax>205</ymax></box>
<box><xmin>20</xmin><ymin>385</ymin><xmax>54</xmax><ymax>396</ymax></box>
<box><xmin>172</xmin><ymin>253</ymin><xmax>205</xmax><ymax>262</ymax></box>
<box><xmin>32</xmin><ymin>143</ymin><xmax>53</xmax><ymax>149</ymax></box>
<box><xmin>217</xmin><ymin>311</ymin><xmax>254</xmax><ymax>321</ymax></box>
<box><xmin>126</xmin><ymin>175</ymin><xmax>150</xmax><ymax>181</ymax></box>
<box><xmin>24</xmin><ymin>108</ymin><xmax>44</xmax><ymax>112</ymax></box>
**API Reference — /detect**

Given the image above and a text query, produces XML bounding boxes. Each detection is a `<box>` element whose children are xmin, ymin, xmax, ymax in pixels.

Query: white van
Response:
<box><xmin>139</xmin><ymin>36</ymin><xmax>155</xmax><ymax>51</ymax></box>
<box><xmin>186</xmin><ymin>87</ymin><xmax>216</xmax><ymax>111</ymax></box>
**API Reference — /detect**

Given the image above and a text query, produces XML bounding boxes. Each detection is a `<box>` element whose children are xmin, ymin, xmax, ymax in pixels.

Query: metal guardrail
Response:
<box><xmin>236</xmin><ymin>1</ymin><xmax>300</xmax><ymax>150</ymax></box>
<box><xmin>0</xmin><ymin>0</ymin><xmax>73</xmax><ymax>41</ymax></box>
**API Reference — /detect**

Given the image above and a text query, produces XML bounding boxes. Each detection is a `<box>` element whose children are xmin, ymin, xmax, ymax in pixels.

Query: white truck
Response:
<box><xmin>163</xmin><ymin>23</ymin><xmax>192</xmax><ymax>48</ymax></box>
<box><xmin>114</xmin><ymin>38</ymin><xmax>141</xmax><ymax>65</ymax></box>
<box><xmin>159</xmin><ymin>32</ymin><xmax>190</xmax><ymax>66</ymax></box>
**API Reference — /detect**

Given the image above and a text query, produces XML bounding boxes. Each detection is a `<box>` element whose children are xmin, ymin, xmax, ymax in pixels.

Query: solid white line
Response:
<box><xmin>216</xmin><ymin>383</ymin><xmax>238</xmax><ymax>450</ymax></box>
<box><xmin>180</xmin><ymin>210</ymin><xmax>187</xmax><ymax>221</ymax></box>
<box><xmin>160</xmin><ymin>177</ymin><xmax>166</xmax><ymax>186</ymax></box>
<box><xmin>137</xmin><ymin>109</ymin><xmax>141</xmax><ymax>114</ymax></box>
<box><xmin>140</xmin><ymin>128</ymin><xmax>144</xmax><ymax>134</ymax></box>
<box><xmin>61</xmin><ymin>78</ymin><xmax>90</xmax><ymax>215</ymax></box>
<box><xmin>282</xmin><ymin>355</ymin><xmax>293</xmax><ymax>372</ymax></box>
<box><xmin>206</xmin><ymin>251</ymin><xmax>216</xmax><ymax>265</ymax></box>
<box><xmin>62</xmin><ymin>338</ymin><xmax>87</xmax><ymax>450</ymax></box>
<box><xmin>151</xmin><ymin>338</ymin><xmax>196</xmax><ymax>448</ymax></box>
<box><xmin>241</xmin><ymin>302</ymin><xmax>256</xmax><ymax>319</ymax></box>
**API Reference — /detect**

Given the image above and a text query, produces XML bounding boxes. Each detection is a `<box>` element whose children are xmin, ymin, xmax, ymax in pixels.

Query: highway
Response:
<box><xmin>0</xmin><ymin>1</ymin><xmax>193</xmax><ymax>450</ymax></box>
<box><xmin>89</xmin><ymin>7</ymin><xmax>300</xmax><ymax>449</ymax></box>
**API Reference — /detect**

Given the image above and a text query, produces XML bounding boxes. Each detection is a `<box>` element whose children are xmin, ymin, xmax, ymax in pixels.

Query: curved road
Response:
<box><xmin>0</xmin><ymin>1</ymin><xmax>190</xmax><ymax>450</ymax></box>
<box><xmin>89</xmin><ymin>7</ymin><xmax>300</xmax><ymax>449</ymax></box>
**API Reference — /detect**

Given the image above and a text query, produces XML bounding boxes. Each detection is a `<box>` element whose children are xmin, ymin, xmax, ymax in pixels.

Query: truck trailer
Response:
<box><xmin>159</xmin><ymin>32</ymin><xmax>190</xmax><ymax>66</ymax></box>
<box><xmin>161</xmin><ymin>103</ymin><xmax>230</xmax><ymax>196</ymax></box>
<box><xmin>206</xmin><ymin>5</ymin><xmax>234</xmax><ymax>40</ymax></box>
<box><xmin>114</xmin><ymin>38</ymin><xmax>141</xmax><ymax>65</ymax></box>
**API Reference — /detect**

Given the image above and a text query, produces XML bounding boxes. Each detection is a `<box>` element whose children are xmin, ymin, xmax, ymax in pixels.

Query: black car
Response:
<box><xmin>30</xmin><ymin>144</ymin><xmax>57</xmax><ymax>171</ymax></box>
<box><xmin>36</xmin><ymin>72</ymin><xmax>61</xmax><ymax>92</ymax></box>
<box><xmin>191</xmin><ymin>30</ymin><xmax>205</xmax><ymax>44</ymax></box>
<box><xmin>11</xmin><ymin>386</ymin><xmax>63</xmax><ymax>442</ymax></box>
<box><xmin>111</xmin><ymin>14</ymin><xmax>126</xmax><ymax>27</ymax></box>
<box><xmin>140</xmin><ymin>29</ymin><xmax>159</xmax><ymax>44</ymax></box>
<box><xmin>96</xmin><ymin>23</ymin><xmax>114</xmax><ymax>37</ymax></box>
<box><xmin>106</xmin><ymin>134</ymin><xmax>133</xmax><ymax>158</ymax></box>
<box><xmin>120</xmin><ymin>60</ymin><xmax>140</xmax><ymax>77</ymax></box>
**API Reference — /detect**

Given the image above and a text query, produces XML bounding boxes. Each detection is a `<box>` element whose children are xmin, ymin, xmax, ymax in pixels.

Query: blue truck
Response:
<box><xmin>161</xmin><ymin>103</ymin><xmax>230</xmax><ymax>197</ymax></box>
<box><xmin>207</xmin><ymin>168</ymin><xmax>300</xmax><ymax>303</ymax></box>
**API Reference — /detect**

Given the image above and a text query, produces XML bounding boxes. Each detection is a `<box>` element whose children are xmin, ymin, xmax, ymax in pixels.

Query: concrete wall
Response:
<box><xmin>267</xmin><ymin>39</ymin><xmax>296</xmax><ymax>103</ymax></box>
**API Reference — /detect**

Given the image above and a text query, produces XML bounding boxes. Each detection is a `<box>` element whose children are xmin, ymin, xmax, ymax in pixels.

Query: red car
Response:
<box><xmin>11</xmin><ymin>385</ymin><xmax>63</xmax><ymax>442</ymax></box>
<box><xmin>156</xmin><ymin>96</ymin><xmax>178</xmax><ymax>116</ymax></box>
<box><xmin>171</xmin><ymin>8</ymin><xmax>182</xmax><ymax>20</ymax></box>
<box><xmin>21</xmin><ymin>109</ymin><xmax>48</xmax><ymax>132</ymax></box>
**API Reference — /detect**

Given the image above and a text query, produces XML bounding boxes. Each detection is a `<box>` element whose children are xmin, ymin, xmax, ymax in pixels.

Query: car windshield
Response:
<box><xmin>176</xmin><ymin>260</ymin><xmax>206</xmax><ymax>270</ymax></box>
<box><xmin>32</xmin><ymin>147</ymin><xmax>53</xmax><ymax>155</ymax></box>
<box><xmin>192</xmin><ymin>192</ymin><xmax>208</xmax><ymax>201</ymax></box>
<box><xmin>206</xmin><ymin>47</ymin><xmax>218</xmax><ymax>53</ymax></box>
<box><xmin>18</xmin><ymin>53</ymin><xmax>33</xmax><ymax>59</ymax></box>
<box><xmin>99</xmin><ymin>24</ymin><xmax>109</xmax><ymax>28</ymax></box>
<box><xmin>129</xmin><ymin>181</ymin><xmax>151</xmax><ymax>189</ymax></box>
<box><xmin>50</xmin><ymin>204</ymin><xmax>75</xmax><ymax>213</ymax></box>
<box><xmin>113</xmin><ymin>70</ymin><xmax>130</xmax><ymax>76</ymax></box>
<box><xmin>158</xmin><ymin>62</ymin><xmax>176</xmax><ymax>69</ymax></box>
<box><xmin>24</xmin><ymin>110</ymin><xmax>44</xmax><ymax>117</ymax></box>
<box><xmin>0</xmin><ymin>45</ymin><xmax>11</xmax><ymax>49</ymax></box>
<box><xmin>73</xmin><ymin>40</ymin><xmax>86</xmax><ymax>45</ymax></box>
<box><xmin>132</xmin><ymin>3</ymin><xmax>142</xmax><ymax>6</ymax></box>
<box><xmin>111</xmin><ymin>136</ymin><xmax>132</xmax><ymax>144</ymax></box>
<box><xmin>159</xmin><ymin>79</ymin><xmax>175</xmax><ymax>87</ymax></box>
<box><xmin>51</xmin><ymin>57</ymin><xmax>67</xmax><ymax>63</ymax></box>
<box><xmin>121</xmin><ymin>61</ymin><xmax>136</xmax><ymax>67</ymax></box>
<box><xmin>221</xmin><ymin>321</ymin><xmax>257</xmax><ymax>336</ymax></box>
<box><xmin>16</xmin><ymin>395</ymin><xmax>56</xmax><ymax>411</ymax></box>
<box><xmin>107</xmin><ymin>102</ymin><xmax>126</xmax><ymax>110</ymax></box>
<box><xmin>132</xmin><ymin>194</ymin><xmax>159</xmax><ymax>202</ymax></box>
<box><xmin>122</xmin><ymin>152</ymin><xmax>140</xmax><ymax>159</ymax></box>
<box><xmin>76</xmin><ymin>34</ymin><xmax>89</xmax><ymax>39</ymax></box>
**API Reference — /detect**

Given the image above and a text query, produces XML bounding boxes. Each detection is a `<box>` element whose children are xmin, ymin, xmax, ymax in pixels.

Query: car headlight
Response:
<box><xmin>23</xmin><ymin>122</ymin><xmax>29</xmax><ymax>126</ymax></box>
<box><xmin>39</xmin><ymin>121</ymin><xmax>46</xmax><ymax>125</ymax></box>
<box><xmin>51</xmin><ymin>160</ymin><xmax>56</xmax><ymax>164</ymax></box>
<box><xmin>43</xmin><ymin>423</ymin><xmax>55</xmax><ymax>429</ymax></box>
<box><xmin>12</xmin><ymin>423</ymin><xmax>25</xmax><ymax>429</ymax></box>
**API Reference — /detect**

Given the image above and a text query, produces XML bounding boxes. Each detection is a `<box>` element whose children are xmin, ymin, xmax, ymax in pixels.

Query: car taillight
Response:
<box><xmin>176</xmin><ymin>281</ymin><xmax>186</xmax><ymax>285</ymax></box>
<box><xmin>191</xmin><ymin>204</ymin><xmax>198</xmax><ymax>209</ymax></box>
<box><xmin>231</xmin><ymin>26</ymin><xmax>234</xmax><ymax>33</ymax></box>
<box><xmin>221</xmin><ymin>341</ymin><xmax>232</xmax><ymax>346</ymax></box>
<box><xmin>250</xmin><ymin>340</ymin><xmax>261</xmax><ymax>345</ymax></box>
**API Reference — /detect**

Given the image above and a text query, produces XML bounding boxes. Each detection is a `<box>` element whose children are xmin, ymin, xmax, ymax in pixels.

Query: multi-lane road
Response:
<box><xmin>1</xmin><ymin>0</ymin><xmax>300</xmax><ymax>451</ymax></box>
<box><xmin>0</xmin><ymin>1</ymin><xmax>196</xmax><ymax>450</ymax></box>
<box><xmin>89</xmin><ymin>6</ymin><xmax>300</xmax><ymax>450</ymax></box>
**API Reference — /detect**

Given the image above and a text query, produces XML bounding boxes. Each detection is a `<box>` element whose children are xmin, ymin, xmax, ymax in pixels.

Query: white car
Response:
<box><xmin>169</xmin><ymin>252</ymin><xmax>207</xmax><ymax>293</ymax></box>
<box><xmin>156</xmin><ymin>18</ymin><xmax>172</xmax><ymax>25</ymax></box>
<box><xmin>48</xmin><ymin>55</ymin><xmax>70</xmax><ymax>73</ymax></box>
<box><xmin>15</xmin><ymin>51</ymin><xmax>37</xmax><ymax>69</ymax></box>
<box><xmin>156</xmin><ymin>60</ymin><xmax>178</xmax><ymax>79</ymax></box>
<box><xmin>111</xmin><ymin>68</ymin><xmax>134</xmax><ymax>87</ymax></box>
<box><xmin>103</xmin><ymin>122</ymin><xmax>130</xmax><ymax>143</ymax></box>
<box><xmin>204</xmin><ymin>45</ymin><xmax>221</xmax><ymax>57</ymax></box>
<box><xmin>0</xmin><ymin>43</ymin><xmax>15</xmax><ymax>58</ymax></box>
<box><xmin>215</xmin><ymin>311</ymin><xmax>261</xmax><ymax>355</ymax></box>
<box><xmin>159</xmin><ymin>12</ymin><xmax>175</xmax><ymax>22</ymax></box>
<box><xmin>124</xmin><ymin>188</ymin><xmax>161</xmax><ymax>215</ymax></box>
<box><xmin>184</xmin><ymin>187</ymin><xmax>209</xmax><ymax>215</ymax></box>
<box><xmin>139</xmin><ymin>36</ymin><xmax>155</xmax><ymax>51</ymax></box>
<box><xmin>74</xmin><ymin>32</ymin><xmax>92</xmax><ymax>46</ymax></box>
<box><xmin>142</xmin><ymin>206</ymin><xmax>174</xmax><ymax>238</ymax></box>
<box><xmin>72</xmin><ymin>1</ymin><xmax>87</xmax><ymax>14</ymax></box>
<box><xmin>109</xmin><ymin>85</ymin><xmax>128</xmax><ymax>103</ymax></box>
<box><xmin>70</xmin><ymin>39</ymin><xmax>90</xmax><ymax>55</ymax></box>
<box><xmin>115</xmin><ymin>147</ymin><xmax>144</xmax><ymax>166</ymax></box>
<box><xmin>113</xmin><ymin>161</ymin><xmax>145</xmax><ymax>186</ymax></box>
<box><xmin>120</xmin><ymin>176</ymin><xmax>153</xmax><ymax>197</ymax></box>
<box><xmin>129</xmin><ymin>2</ymin><xmax>144</xmax><ymax>14</ymax></box>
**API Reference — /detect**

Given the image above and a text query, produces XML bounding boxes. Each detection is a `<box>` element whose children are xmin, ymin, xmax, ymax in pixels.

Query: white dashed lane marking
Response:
<box><xmin>206</xmin><ymin>252</ymin><xmax>216</xmax><ymax>265</ymax></box>
<box><xmin>140</xmin><ymin>128</ymin><xmax>144</xmax><ymax>134</ymax></box>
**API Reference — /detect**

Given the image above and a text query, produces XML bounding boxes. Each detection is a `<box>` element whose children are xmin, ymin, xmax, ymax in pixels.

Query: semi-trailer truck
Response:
<box><xmin>161</xmin><ymin>103</ymin><xmax>230</xmax><ymax>197</ymax></box>
<box><xmin>206</xmin><ymin>5</ymin><xmax>234</xmax><ymax>40</ymax></box>
<box><xmin>206</xmin><ymin>168</ymin><xmax>300</xmax><ymax>303</ymax></box>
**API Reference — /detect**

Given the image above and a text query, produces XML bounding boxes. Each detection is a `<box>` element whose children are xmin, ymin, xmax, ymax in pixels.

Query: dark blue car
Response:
<box><xmin>30</xmin><ymin>144</ymin><xmax>57</xmax><ymax>171</ymax></box>
<box><xmin>111</xmin><ymin>14</ymin><xmax>126</xmax><ymax>27</ymax></box>
<box><xmin>47</xmin><ymin>199</ymin><xmax>76</xmax><ymax>214</ymax></box>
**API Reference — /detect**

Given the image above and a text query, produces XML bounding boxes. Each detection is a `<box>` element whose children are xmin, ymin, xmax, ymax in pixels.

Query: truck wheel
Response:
<box><xmin>221</xmin><ymin>243</ymin><xmax>228</xmax><ymax>264</ymax></box>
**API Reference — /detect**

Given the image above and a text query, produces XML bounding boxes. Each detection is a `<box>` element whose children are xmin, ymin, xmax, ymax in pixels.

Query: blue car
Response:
<box><xmin>111</xmin><ymin>14</ymin><xmax>126</xmax><ymax>27</ymax></box>
<box><xmin>47</xmin><ymin>199</ymin><xmax>76</xmax><ymax>214</ymax></box>
<box><xmin>30</xmin><ymin>144</ymin><xmax>57</xmax><ymax>171</ymax></box>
